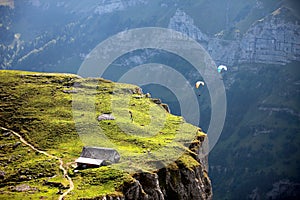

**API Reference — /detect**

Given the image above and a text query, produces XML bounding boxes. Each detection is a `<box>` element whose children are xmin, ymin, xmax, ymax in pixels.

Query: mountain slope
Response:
<box><xmin>0</xmin><ymin>70</ymin><xmax>211</xmax><ymax>199</ymax></box>
<box><xmin>210</xmin><ymin>61</ymin><xmax>300</xmax><ymax>199</ymax></box>
<box><xmin>0</xmin><ymin>0</ymin><xmax>285</xmax><ymax>72</ymax></box>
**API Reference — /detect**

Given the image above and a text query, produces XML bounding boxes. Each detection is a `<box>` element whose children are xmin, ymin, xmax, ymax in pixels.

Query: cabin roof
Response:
<box><xmin>76</xmin><ymin>147</ymin><xmax>120</xmax><ymax>166</ymax></box>
<box><xmin>75</xmin><ymin>157</ymin><xmax>104</xmax><ymax>166</ymax></box>
<box><xmin>80</xmin><ymin>146</ymin><xmax>119</xmax><ymax>160</ymax></box>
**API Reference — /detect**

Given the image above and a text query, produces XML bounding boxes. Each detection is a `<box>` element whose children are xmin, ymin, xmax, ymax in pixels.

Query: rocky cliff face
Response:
<box><xmin>168</xmin><ymin>9</ymin><xmax>209</xmax><ymax>42</ymax></box>
<box><xmin>238</xmin><ymin>7</ymin><xmax>300</xmax><ymax>65</ymax></box>
<box><xmin>101</xmin><ymin>134</ymin><xmax>212</xmax><ymax>200</ymax></box>
<box><xmin>123</xmin><ymin>135</ymin><xmax>211</xmax><ymax>200</ymax></box>
<box><xmin>169</xmin><ymin>7</ymin><xmax>300</xmax><ymax>66</ymax></box>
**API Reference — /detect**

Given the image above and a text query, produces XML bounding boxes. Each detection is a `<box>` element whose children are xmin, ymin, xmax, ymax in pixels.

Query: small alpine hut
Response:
<box><xmin>75</xmin><ymin>147</ymin><xmax>120</xmax><ymax>169</ymax></box>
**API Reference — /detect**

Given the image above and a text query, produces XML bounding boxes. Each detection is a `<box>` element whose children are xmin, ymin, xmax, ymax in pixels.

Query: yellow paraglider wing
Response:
<box><xmin>195</xmin><ymin>81</ymin><xmax>205</xmax><ymax>88</ymax></box>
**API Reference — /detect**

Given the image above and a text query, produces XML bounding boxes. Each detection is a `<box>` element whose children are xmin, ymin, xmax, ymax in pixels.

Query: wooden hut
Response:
<box><xmin>75</xmin><ymin>147</ymin><xmax>120</xmax><ymax>169</ymax></box>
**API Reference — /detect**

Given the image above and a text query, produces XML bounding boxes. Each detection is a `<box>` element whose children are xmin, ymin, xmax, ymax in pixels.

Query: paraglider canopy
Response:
<box><xmin>217</xmin><ymin>65</ymin><xmax>228</xmax><ymax>73</ymax></box>
<box><xmin>195</xmin><ymin>81</ymin><xmax>205</xmax><ymax>88</ymax></box>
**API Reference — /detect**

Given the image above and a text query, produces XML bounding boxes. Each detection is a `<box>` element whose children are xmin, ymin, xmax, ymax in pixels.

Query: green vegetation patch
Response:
<box><xmin>70</xmin><ymin>166</ymin><xmax>132</xmax><ymax>199</ymax></box>
<box><xmin>0</xmin><ymin>70</ymin><xmax>204</xmax><ymax>199</ymax></box>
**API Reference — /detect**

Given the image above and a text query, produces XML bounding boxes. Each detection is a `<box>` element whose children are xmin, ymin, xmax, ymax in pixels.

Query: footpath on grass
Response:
<box><xmin>0</xmin><ymin>126</ymin><xmax>74</xmax><ymax>200</ymax></box>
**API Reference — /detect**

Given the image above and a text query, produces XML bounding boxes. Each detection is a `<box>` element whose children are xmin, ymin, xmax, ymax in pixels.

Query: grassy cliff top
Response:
<box><xmin>0</xmin><ymin>70</ymin><xmax>205</xmax><ymax>199</ymax></box>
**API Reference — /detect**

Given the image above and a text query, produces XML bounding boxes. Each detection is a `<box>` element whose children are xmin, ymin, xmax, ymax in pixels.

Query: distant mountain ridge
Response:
<box><xmin>1</xmin><ymin>1</ymin><xmax>299</xmax><ymax>70</ymax></box>
<box><xmin>168</xmin><ymin>6</ymin><xmax>300</xmax><ymax>66</ymax></box>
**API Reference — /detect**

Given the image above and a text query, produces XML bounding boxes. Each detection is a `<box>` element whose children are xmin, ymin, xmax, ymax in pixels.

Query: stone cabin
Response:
<box><xmin>75</xmin><ymin>147</ymin><xmax>120</xmax><ymax>169</ymax></box>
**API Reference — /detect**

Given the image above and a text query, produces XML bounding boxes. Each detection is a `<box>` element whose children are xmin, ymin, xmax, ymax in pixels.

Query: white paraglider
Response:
<box><xmin>217</xmin><ymin>65</ymin><xmax>228</xmax><ymax>73</ymax></box>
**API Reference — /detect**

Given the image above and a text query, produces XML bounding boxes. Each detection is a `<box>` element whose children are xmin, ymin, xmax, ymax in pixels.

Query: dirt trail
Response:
<box><xmin>0</xmin><ymin>127</ymin><xmax>74</xmax><ymax>200</ymax></box>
